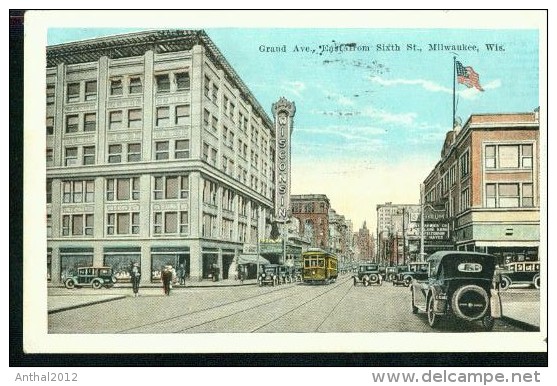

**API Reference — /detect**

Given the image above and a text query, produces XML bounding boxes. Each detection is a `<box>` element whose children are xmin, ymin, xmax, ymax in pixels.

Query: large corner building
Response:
<box><xmin>423</xmin><ymin>111</ymin><xmax>540</xmax><ymax>264</ymax></box>
<box><xmin>46</xmin><ymin>30</ymin><xmax>277</xmax><ymax>284</ymax></box>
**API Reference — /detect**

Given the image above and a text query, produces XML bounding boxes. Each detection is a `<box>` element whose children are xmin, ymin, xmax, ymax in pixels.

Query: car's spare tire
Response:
<box><xmin>451</xmin><ymin>284</ymin><xmax>489</xmax><ymax>321</ymax></box>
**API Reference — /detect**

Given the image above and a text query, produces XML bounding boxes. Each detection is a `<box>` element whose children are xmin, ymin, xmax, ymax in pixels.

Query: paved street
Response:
<box><xmin>48</xmin><ymin>275</ymin><xmax>532</xmax><ymax>334</ymax></box>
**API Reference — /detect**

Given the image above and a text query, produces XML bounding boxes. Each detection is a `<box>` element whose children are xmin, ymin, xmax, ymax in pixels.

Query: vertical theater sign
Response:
<box><xmin>272</xmin><ymin>97</ymin><xmax>296</xmax><ymax>221</ymax></box>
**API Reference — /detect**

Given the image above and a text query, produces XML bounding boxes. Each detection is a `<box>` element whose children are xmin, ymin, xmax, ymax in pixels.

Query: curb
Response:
<box><xmin>48</xmin><ymin>295</ymin><xmax>127</xmax><ymax>315</ymax></box>
<box><xmin>501</xmin><ymin>316</ymin><xmax>540</xmax><ymax>332</ymax></box>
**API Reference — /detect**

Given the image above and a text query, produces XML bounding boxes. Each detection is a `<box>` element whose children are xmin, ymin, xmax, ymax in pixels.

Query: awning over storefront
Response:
<box><xmin>238</xmin><ymin>254</ymin><xmax>270</xmax><ymax>265</ymax></box>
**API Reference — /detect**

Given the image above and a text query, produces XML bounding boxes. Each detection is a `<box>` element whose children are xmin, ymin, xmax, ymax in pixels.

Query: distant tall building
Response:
<box><xmin>354</xmin><ymin>221</ymin><xmax>373</xmax><ymax>261</ymax></box>
<box><xmin>376</xmin><ymin>202</ymin><xmax>420</xmax><ymax>265</ymax></box>
<box><xmin>46</xmin><ymin>30</ymin><xmax>277</xmax><ymax>283</ymax></box>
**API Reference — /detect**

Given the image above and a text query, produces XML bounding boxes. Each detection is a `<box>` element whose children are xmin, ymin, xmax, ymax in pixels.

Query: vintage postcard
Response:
<box><xmin>22</xmin><ymin>10</ymin><xmax>547</xmax><ymax>354</ymax></box>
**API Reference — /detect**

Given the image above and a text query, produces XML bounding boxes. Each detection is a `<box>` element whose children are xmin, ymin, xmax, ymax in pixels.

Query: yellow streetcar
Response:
<box><xmin>302</xmin><ymin>248</ymin><xmax>338</xmax><ymax>284</ymax></box>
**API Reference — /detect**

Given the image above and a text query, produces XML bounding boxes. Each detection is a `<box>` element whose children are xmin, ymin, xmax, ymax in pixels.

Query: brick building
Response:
<box><xmin>290</xmin><ymin>194</ymin><xmax>330</xmax><ymax>249</ymax></box>
<box><xmin>423</xmin><ymin>110</ymin><xmax>540</xmax><ymax>264</ymax></box>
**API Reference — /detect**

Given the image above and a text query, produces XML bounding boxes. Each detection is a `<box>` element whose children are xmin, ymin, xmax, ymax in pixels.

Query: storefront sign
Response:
<box><xmin>272</xmin><ymin>97</ymin><xmax>296</xmax><ymax>221</ymax></box>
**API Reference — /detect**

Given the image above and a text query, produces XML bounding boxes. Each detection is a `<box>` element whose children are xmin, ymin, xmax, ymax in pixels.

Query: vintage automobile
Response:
<box><xmin>497</xmin><ymin>261</ymin><xmax>540</xmax><ymax>290</ymax></box>
<box><xmin>385</xmin><ymin>265</ymin><xmax>405</xmax><ymax>282</ymax></box>
<box><xmin>258</xmin><ymin>264</ymin><xmax>280</xmax><ymax>286</ymax></box>
<box><xmin>64</xmin><ymin>266</ymin><xmax>117</xmax><ymax>289</ymax></box>
<box><xmin>353</xmin><ymin>263</ymin><xmax>383</xmax><ymax>286</ymax></box>
<box><xmin>410</xmin><ymin>251</ymin><xmax>502</xmax><ymax>331</ymax></box>
<box><xmin>278</xmin><ymin>265</ymin><xmax>294</xmax><ymax>284</ymax></box>
<box><xmin>392</xmin><ymin>262</ymin><xmax>429</xmax><ymax>286</ymax></box>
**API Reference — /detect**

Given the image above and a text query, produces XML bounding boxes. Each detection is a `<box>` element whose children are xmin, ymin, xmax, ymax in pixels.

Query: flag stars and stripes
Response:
<box><xmin>455</xmin><ymin>60</ymin><xmax>484</xmax><ymax>91</ymax></box>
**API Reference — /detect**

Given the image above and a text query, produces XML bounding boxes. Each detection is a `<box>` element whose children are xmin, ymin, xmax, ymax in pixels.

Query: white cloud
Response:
<box><xmin>362</xmin><ymin>107</ymin><xmax>417</xmax><ymax>126</ymax></box>
<box><xmin>280</xmin><ymin>80</ymin><xmax>306</xmax><ymax>98</ymax></box>
<box><xmin>368</xmin><ymin>75</ymin><xmax>502</xmax><ymax>101</ymax></box>
<box><xmin>369</xmin><ymin>76</ymin><xmax>452</xmax><ymax>93</ymax></box>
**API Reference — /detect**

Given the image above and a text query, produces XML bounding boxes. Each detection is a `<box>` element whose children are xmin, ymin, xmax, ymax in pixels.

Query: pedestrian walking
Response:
<box><xmin>130</xmin><ymin>262</ymin><xmax>141</xmax><ymax>297</ymax></box>
<box><xmin>162</xmin><ymin>265</ymin><xmax>173</xmax><ymax>295</ymax></box>
<box><xmin>179</xmin><ymin>264</ymin><xmax>186</xmax><ymax>286</ymax></box>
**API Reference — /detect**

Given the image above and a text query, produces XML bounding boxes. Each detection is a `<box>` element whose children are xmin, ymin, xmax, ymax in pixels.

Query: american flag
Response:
<box><xmin>456</xmin><ymin>60</ymin><xmax>484</xmax><ymax>91</ymax></box>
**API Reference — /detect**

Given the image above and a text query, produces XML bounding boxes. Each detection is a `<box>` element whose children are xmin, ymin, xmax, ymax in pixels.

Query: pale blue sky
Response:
<box><xmin>47</xmin><ymin>28</ymin><xmax>539</xmax><ymax>231</ymax></box>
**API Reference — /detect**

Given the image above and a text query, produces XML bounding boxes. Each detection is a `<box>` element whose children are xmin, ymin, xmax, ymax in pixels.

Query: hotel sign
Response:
<box><xmin>272</xmin><ymin>97</ymin><xmax>296</xmax><ymax>221</ymax></box>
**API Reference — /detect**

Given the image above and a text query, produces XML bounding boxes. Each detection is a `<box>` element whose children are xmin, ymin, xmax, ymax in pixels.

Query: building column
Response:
<box><xmin>53</xmin><ymin>63</ymin><xmax>65</xmax><ymax>167</ymax></box>
<box><xmin>189</xmin><ymin>239</ymin><xmax>202</xmax><ymax>281</ymax></box>
<box><xmin>93</xmin><ymin>243</ymin><xmax>103</xmax><ymax>267</ymax></box>
<box><xmin>51</xmin><ymin>247</ymin><xmax>61</xmax><ymax>286</ymax></box>
<box><xmin>97</xmin><ymin>56</ymin><xmax>108</xmax><ymax>162</ymax></box>
<box><xmin>140</xmin><ymin>243</ymin><xmax>150</xmax><ymax>284</ymax></box>
<box><xmin>190</xmin><ymin>44</ymin><xmax>204</xmax><ymax>160</ymax></box>
<box><xmin>142</xmin><ymin>50</ymin><xmax>154</xmax><ymax>160</ymax></box>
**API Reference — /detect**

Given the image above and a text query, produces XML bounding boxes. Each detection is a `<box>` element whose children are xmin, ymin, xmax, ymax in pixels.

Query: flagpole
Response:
<box><xmin>452</xmin><ymin>55</ymin><xmax>456</xmax><ymax>129</ymax></box>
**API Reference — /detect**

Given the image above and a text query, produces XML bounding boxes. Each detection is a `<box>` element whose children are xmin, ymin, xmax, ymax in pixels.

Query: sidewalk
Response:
<box><xmin>499</xmin><ymin>288</ymin><xmax>541</xmax><ymax>331</ymax></box>
<box><xmin>48</xmin><ymin>279</ymin><xmax>257</xmax><ymax>314</ymax></box>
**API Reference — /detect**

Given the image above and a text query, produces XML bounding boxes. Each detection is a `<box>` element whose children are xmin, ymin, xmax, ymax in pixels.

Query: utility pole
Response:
<box><xmin>420</xmin><ymin>183</ymin><xmax>426</xmax><ymax>262</ymax></box>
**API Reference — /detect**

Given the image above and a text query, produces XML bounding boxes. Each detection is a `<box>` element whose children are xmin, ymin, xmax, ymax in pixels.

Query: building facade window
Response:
<box><xmin>62</xmin><ymin>214</ymin><xmax>94</xmax><ymax>236</ymax></box>
<box><xmin>46</xmin><ymin>84</ymin><xmax>55</xmax><ymax>105</ymax></box>
<box><xmin>46</xmin><ymin>179</ymin><xmax>52</xmax><ymax>204</ymax></box>
<box><xmin>156</xmin><ymin>107</ymin><xmax>170</xmax><ymax>127</ymax></box>
<box><xmin>156</xmin><ymin>74</ymin><xmax>170</xmax><ymax>93</ymax></box>
<box><xmin>82</xmin><ymin>146</ymin><xmax>95</xmax><ymax>165</ymax></box>
<box><xmin>485</xmin><ymin>182</ymin><xmax>533</xmax><ymax>208</ymax></box>
<box><xmin>175</xmin><ymin>105</ymin><xmax>190</xmax><ymax>125</ymax></box>
<box><xmin>62</xmin><ymin>180</ymin><xmax>95</xmax><ymax>203</ymax></box>
<box><xmin>106</xmin><ymin>177</ymin><xmax>140</xmax><ymax>201</ymax></box>
<box><xmin>83</xmin><ymin>113</ymin><xmax>96</xmax><ymax>132</ymax></box>
<box><xmin>108</xmin><ymin>144</ymin><xmax>122</xmax><ymax>163</ymax></box>
<box><xmin>128</xmin><ymin>109</ymin><xmax>142</xmax><ymax>128</ymax></box>
<box><xmin>155</xmin><ymin>141</ymin><xmax>169</xmax><ymax>160</ymax></box>
<box><xmin>109</xmin><ymin>111</ymin><xmax>123</xmax><ymax>130</ymax></box>
<box><xmin>175</xmin><ymin>139</ymin><xmax>190</xmax><ymax>159</ymax></box>
<box><xmin>129</xmin><ymin>77</ymin><xmax>142</xmax><ymax>94</ymax></box>
<box><xmin>85</xmin><ymin>80</ymin><xmax>97</xmax><ymax>101</ymax></box>
<box><xmin>175</xmin><ymin>72</ymin><xmax>190</xmax><ymax>90</ymax></box>
<box><xmin>46</xmin><ymin>116</ymin><xmax>54</xmax><ymax>135</ymax></box>
<box><xmin>460</xmin><ymin>151</ymin><xmax>470</xmax><ymax>178</ymax></box>
<box><xmin>153</xmin><ymin>175</ymin><xmax>189</xmax><ymax>200</ymax></box>
<box><xmin>203</xmin><ymin>180</ymin><xmax>218</xmax><ymax>206</ymax></box>
<box><xmin>65</xmin><ymin>147</ymin><xmax>78</xmax><ymax>166</ymax></box>
<box><xmin>202</xmin><ymin>213</ymin><xmax>217</xmax><ymax>237</ymax></box>
<box><xmin>485</xmin><ymin>144</ymin><xmax>533</xmax><ymax>170</ymax></box>
<box><xmin>153</xmin><ymin>211</ymin><xmax>189</xmax><ymax>235</ymax></box>
<box><xmin>46</xmin><ymin>148</ymin><xmax>53</xmax><ymax>166</ymax></box>
<box><xmin>460</xmin><ymin>187</ymin><xmax>470</xmax><ymax>212</ymax></box>
<box><xmin>66</xmin><ymin>83</ymin><xmax>80</xmax><ymax>103</ymax></box>
<box><xmin>110</xmin><ymin>79</ymin><xmax>123</xmax><ymax>96</ymax></box>
<box><xmin>65</xmin><ymin>115</ymin><xmax>79</xmax><ymax>133</ymax></box>
<box><xmin>127</xmin><ymin>143</ymin><xmax>141</xmax><ymax>162</ymax></box>
<box><xmin>107</xmin><ymin>212</ymin><xmax>140</xmax><ymax>235</ymax></box>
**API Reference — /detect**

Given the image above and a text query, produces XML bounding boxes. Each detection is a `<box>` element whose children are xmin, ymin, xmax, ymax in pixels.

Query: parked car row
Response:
<box><xmin>258</xmin><ymin>264</ymin><xmax>301</xmax><ymax>286</ymax></box>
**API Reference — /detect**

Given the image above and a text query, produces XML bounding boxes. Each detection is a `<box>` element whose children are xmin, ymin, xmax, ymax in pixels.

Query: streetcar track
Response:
<box><xmin>314</xmin><ymin>280</ymin><xmax>354</xmax><ymax>332</ymax></box>
<box><xmin>173</xmin><ymin>276</ymin><xmax>352</xmax><ymax>333</ymax></box>
<box><xmin>250</xmin><ymin>277</ymin><xmax>352</xmax><ymax>333</ymax></box>
<box><xmin>116</xmin><ymin>282</ymin><xmax>300</xmax><ymax>333</ymax></box>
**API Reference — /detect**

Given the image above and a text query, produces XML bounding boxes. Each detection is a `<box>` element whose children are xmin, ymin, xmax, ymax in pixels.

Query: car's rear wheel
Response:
<box><xmin>427</xmin><ymin>295</ymin><xmax>439</xmax><ymax>328</ymax></box>
<box><xmin>452</xmin><ymin>285</ymin><xmax>489</xmax><ymax>321</ymax></box>
<box><xmin>499</xmin><ymin>276</ymin><xmax>511</xmax><ymax>291</ymax></box>
<box><xmin>411</xmin><ymin>290</ymin><xmax>418</xmax><ymax>314</ymax></box>
<box><xmin>91</xmin><ymin>279</ymin><xmax>102</xmax><ymax>289</ymax></box>
<box><xmin>533</xmin><ymin>274</ymin><xmax>540</xmax><ymax>289</ymax></box>
<box><xmin>64</xmin><ymin>278</ymin><xmax>75</xmax><ymax>289</ymax></box>
<box><xmin>404</xmin><ymin>276</ymin><xmax>412</xmax><ymax>287</ymax></box>
<box><xmin>369</xmin><ymin>274</ymin><xmax>378</xmax><ymax>283</ymax></box>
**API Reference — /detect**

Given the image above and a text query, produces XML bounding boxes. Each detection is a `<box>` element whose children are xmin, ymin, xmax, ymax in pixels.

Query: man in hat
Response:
<box><xmin>161</xmin><ymin>265</ymin><xmax>173</xmax><ymax>295</ymax></box>
<box><xmin>130</xmin><ymin>262</ymin><xmax>141</xmax><ymax>297</ymax></box>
